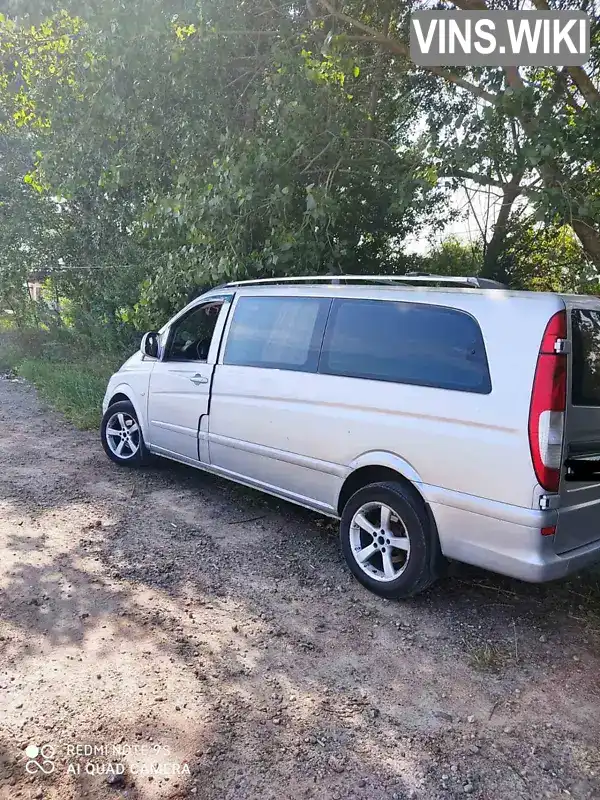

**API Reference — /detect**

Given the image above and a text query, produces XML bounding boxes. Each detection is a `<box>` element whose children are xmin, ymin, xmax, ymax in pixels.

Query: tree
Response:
<box><xmin>503</xmin><ymin>220</ymin><xmax>597</xmax><ymax>292</ymax></box>
<box><xmin>311</xmin><ymin>0</ymin><xmax>600</xmax><ymax>268</ymax></box>
<box><xmin>0</xmin><ymin>0</ymin><xmax>449</xmax><ymax>328</ymax></box>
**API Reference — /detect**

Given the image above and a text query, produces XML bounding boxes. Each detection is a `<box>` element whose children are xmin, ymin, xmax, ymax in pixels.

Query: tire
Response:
<box><xmin>340</xmin><ymin>481</ymin><xmax>440</xmax><ymax>599</ymax></box>
<box><xmin>100</xmin><ymin>400</ymin><xmax>151</xmax><ymax>467</ymax></box>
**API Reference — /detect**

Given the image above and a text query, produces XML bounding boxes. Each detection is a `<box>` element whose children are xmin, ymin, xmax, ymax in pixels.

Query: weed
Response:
<box><xmin>468</xmin><ymin>643</ymin><xmax>508</xmax><ymax>672</ymax></box>
<box><xmin>18</xmin><ymin>357</ymin><xmax>119</xmax><ymax>429</ymax></box>
<box><xmin>0</xmin><ymin>323</ymin><xmax>131</xmax><ymax>428</ymax></box>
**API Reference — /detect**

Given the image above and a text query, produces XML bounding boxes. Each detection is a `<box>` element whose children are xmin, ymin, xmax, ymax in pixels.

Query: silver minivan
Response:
<box><xmin>100</xmin><ymin>275</ymin><xmax>600</xmax><ymax>598</ymax></box>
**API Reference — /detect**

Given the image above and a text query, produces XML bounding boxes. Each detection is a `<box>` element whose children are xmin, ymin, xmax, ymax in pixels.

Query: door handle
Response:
<box><xmin>189</xmin><ymin>374</ymin><xmax>209</xmax><ymax>386</ymax></box>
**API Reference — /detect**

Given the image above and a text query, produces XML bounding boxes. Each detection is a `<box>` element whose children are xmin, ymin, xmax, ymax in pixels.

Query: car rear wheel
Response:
<box><xmin>100</xmin><ymin>400</ymin><xmax>150</xmax><ymax>467</ymax></box>
<box><xmin>340</xmin><ymin>481</ymin><xmax>440</xmax><ymax>599</ymax></box>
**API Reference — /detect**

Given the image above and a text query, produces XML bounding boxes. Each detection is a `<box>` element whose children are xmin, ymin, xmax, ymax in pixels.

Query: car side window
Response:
<box><xmin>319</xmin><ymin>298</ymin><xmax>491</xmax><ymax>394</ymax></box>
<box><xmin>223</xmin><ymin>295</ymin><xmax>331</xmax><ymax>372</ymax></box>
<box><xmin>166</xmin><ymin>301</ymin><xmax>224</xmax><ymax>362</ymax></box>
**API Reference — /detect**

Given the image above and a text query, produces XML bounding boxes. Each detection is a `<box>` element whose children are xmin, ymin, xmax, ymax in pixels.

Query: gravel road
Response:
<box><xmin>1</xmin><ymin>375</ymin><xmax>599</xmax><ymax>800</ymax></box>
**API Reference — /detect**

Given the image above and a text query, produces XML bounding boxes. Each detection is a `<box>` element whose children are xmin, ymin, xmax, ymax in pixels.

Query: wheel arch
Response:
<box><xmin>337</xmin><ymin>452</ymin><xmax>424</xmax><ymax>517</ymax></box>
<box><xmin>105</xmin><ymin>385</ymin><xmax>147</xmax><ymax>439</ymax></box>
<box><xmin>106</xmin><ymin>391</ymin><xmax>130</xmax><ymax>407</ymax></box>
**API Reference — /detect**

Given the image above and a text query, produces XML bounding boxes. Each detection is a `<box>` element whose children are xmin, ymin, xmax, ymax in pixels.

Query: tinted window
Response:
<box><xmin>320</xmin><ymin>299</ymin><xmax>491</xmax><ymax>393</ymax></box>
<box><xmin>224</xmin><ymin>296</ymin><xmax>331</xmax><ymax>372</ymax></box>
<box><xmin>572</xmin><ymin>309</ymin><xmax>600</xmax><ymax>406</ymax></box>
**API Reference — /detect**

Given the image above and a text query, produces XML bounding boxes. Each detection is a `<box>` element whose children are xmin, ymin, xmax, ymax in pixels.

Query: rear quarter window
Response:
<box><xmin>571</xmin><ymin>308</ymin><xmax>600</xmax><ymax>406</ymax></box>
<box><xmin>319</xmin><ymin>298</ymin><xmax>491</xmax><ymax>394</ymax></box>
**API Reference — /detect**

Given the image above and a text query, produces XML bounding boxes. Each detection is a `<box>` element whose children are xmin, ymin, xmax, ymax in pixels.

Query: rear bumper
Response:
<box><xmin>527</xmin><ymin>537</ymin><xmax>600</xmax><ymax>581</ymax></box>
<box><xmin>423</xmin><ymin>485</ymin><xmax>600</xmax><ymax>582</ymax></box>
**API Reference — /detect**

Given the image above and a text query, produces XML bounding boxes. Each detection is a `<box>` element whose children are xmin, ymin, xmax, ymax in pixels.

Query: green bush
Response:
<box><xmin>0</xmin><ymin>340</ymin><xmax>23</xmax><ymax>373</ymax></box>
<box><xmin>0</xmin><ymin>322</ymin><xmax>132</xmax><ymax>427</ymax></box>
<box><xmin>17</xmin><ymin>357</ymin><xmax>119</xmax><ymax>429</ymax></box>
<box><xmin>0</xmin><ymin>328</ymin><xmax>47</xmax><ymax>372</ymax></box>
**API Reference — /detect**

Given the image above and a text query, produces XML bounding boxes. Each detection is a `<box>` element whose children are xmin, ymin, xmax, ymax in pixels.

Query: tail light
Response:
<box><xmin>528</xmin><ymin>311</ymin><xmax>567</xmax><ymax>493</ymax></box>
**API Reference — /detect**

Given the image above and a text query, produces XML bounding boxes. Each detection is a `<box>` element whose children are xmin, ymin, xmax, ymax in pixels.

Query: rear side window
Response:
<box><xmin>571</xmin><ymin>309</ymin><xmax>600</xmax><ymax>406</ymax></box>
<box><xmin>319</xmin><ymin>298</ymin><xmax>491</xmax><ymax>394</ymax></box>
<box><xmin>223</xmin><ymin>295</ymin><xmax>330</xmax><ymax>372</ymax></box>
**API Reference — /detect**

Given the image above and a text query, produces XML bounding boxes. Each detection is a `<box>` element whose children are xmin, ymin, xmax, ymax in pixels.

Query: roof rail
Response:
<box><xmin>404</xmin><ymin>272</ymin><xmax>506</xmax><ymax>289</ymax></box>
<box><xmin>219</xmin><ymin>274</ymin><xmax>507</xmax><ymax>290</ymax></box>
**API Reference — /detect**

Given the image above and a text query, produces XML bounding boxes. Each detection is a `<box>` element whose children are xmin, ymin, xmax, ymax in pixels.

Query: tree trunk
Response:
<box><xmin>481</xmin><ymin>171</ymin><xmax>524</xmax><ymax>281</ymax></box>
<box><xmin>571</xmin><ymin>218</ymin><xmax>600</xmax><ymax>265</ymax></box>
<box><xmin>501</xmin><ymin>66</ymin><xmax>600</xmax><ymax>268</ymax></box>
<box><xmin>534</xmin><ymin>160</ymin><xmax>600</xmax><ymax>268</ymax></box>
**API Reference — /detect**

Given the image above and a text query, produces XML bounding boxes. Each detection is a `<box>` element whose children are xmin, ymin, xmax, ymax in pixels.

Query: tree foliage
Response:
<box><xmin>0</xmin><ymin>0</ymin><xmax>447</xmax><ymax>329</ymax></box>
<box><xmin>315</xmin><ymin>0</ymin><xmax>600</xmax><ymax>269</ymax></box>
<box><xmin>502</xmin><ymin>221</ymin><xmax>598</xmax><ymax>292</ymax></box>
<box><xmin>0</xmin><ymin>0</ymin><xmax>598</xmax><ymax>338</ymax></box>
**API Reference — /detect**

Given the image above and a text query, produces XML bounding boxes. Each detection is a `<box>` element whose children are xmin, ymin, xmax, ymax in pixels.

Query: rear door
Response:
<box><xmin>556</xmin><ymin>299</ymin><xmax>600</xmax><ymax>553</ymax></box>
<box><xmin>208</xmin><ymin>293</ymin><xmax>334</xmax><ymax>506</ymax></box>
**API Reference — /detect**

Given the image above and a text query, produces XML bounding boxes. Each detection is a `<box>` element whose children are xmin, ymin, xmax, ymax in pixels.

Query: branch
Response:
<box><xmin>453</xmin><ymin>0</ymin><xmax>600</xmax><ymax>107</ymax></box>
<box><xmin>531</xmin><ymin>0</ymin><xmax>600</xmax><ymax>106</ymax></box>
<box><xmin>439</xmin><ymin>167</ymin><xmax>542</xmax><ymax>199</ymax></box>
<box><xmin>451</xmin><ymin>0</ymin><xmax>487</xmax><ymax>8</ymax></box>
<box><xmin>546</xmin><ymin>67</ymin><xmax>584</xmax><ymax>114</ymax></box>
<box><xmin>451</xmin><ymin>0</ymin><xmax>597</xmax><ymax>115</ymax></box>
<box><xmin>300</xmin><ymin>137</ymin><xmax>335</xmax><ymax>174</ymax></box>
<box><xmin>453</xmin><ymin>0</ymin><xmax>528</xmax><ymax>96</ymax></box>
<box><xmin>207</xmin><ymin>30</ymin><xmax>280</xmax><ymax>36</ymax></box>
<box><xmin>366</xmin><ymin>10</ymin><xmax>391</xmax><ymax>138</ymax></box>
<box><xmin>348</xmin><ymin>136</ymin><xmax>399</xmax><ymax>155</ymax></box>
<box><xmin>424</xmin><ymin>68</ymin><xmax>499</xmax><ymax>106</ymax></box>
<box><xmin>439</xmin><ymin>168</ymin><xmax>509</xmax><ymax>189</ymax></box>
<box><xmin>316</xmin><ymin>0</ymin><xmax>500</xmax><ymax>106</ymax></box>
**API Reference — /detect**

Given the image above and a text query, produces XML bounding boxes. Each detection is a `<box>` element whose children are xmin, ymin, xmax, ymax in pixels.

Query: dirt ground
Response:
<box><xmin>1</xmin><ymin>376</ymin><xmax>599</xmax><ymax>800</ymax></box>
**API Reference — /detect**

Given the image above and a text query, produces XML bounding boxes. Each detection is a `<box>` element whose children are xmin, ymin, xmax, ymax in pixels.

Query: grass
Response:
<box><xmin>0</xmin><ymin>322</ymin><xmax>133</xmax><ymax>429</ymax></box>
<box><xmin>17</xmin><ymin>357</ymin><xmax>118</xmax><ymax>429</ymax></box>
<box><xmin>0</xmin><ymin>341</ymin><xmax>23</xmax><ymax>373</ymax></box>
<box><xmin>468</xmin><ymin>643</ymin><xmax>509</xmax><ymax>672</ymax></box>
<box><xmin>0</xmin><ymin>328</ymin><xmax>44</xmax><ymax>373</ymax></box>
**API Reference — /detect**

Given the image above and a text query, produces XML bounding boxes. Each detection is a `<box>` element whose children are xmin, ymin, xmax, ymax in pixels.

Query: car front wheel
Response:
<box><xmin>100</xmin><ymin>400</ymin><xmax>150</xmax><ymax>467</ymax></box>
